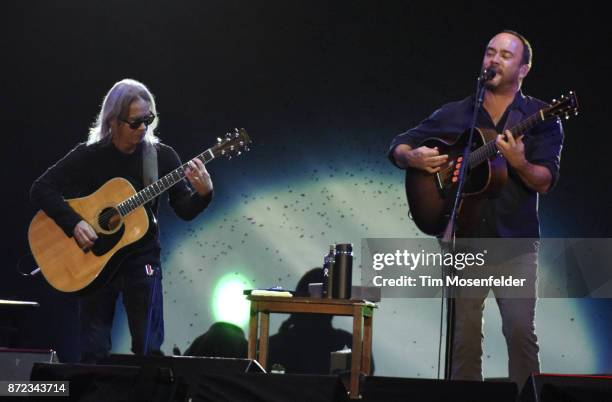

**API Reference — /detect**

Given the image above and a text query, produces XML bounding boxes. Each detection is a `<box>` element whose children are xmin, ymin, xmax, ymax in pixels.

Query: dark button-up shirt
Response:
<box><xmin>389</xmin><ymin>91</ymin><xmax>563</xmax><ymax>238</ymax></box>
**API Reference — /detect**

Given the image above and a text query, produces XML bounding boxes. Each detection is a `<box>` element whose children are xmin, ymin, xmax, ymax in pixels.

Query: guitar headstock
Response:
<box><xmin>545</xmin><ymin>91</ymin><xmax>579</xmax><ymax>121</ymax></box>
<box><xmin>211</xmin><ymin>128</ymin><xmax>251</xmax><ymax>159</ymax></box>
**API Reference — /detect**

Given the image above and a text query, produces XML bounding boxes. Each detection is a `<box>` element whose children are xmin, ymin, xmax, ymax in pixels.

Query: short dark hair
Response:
<box><xmin>501</xmin><ymin>30</ymin><xmax>533</xmax><ymax>66</ymax></box>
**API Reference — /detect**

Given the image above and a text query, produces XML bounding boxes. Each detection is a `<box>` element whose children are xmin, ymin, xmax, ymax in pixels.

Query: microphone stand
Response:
<box><xmin>441</xmin><ymin>71</ymin><xmax>490</xmax><ymax>380</ymax></box>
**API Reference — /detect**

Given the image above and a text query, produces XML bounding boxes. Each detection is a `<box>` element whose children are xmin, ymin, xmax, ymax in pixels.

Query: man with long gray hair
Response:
<box><xmin>31</xmin><ymin>78</ymin><xmax>214</xmax><ymax>362</ymax></box>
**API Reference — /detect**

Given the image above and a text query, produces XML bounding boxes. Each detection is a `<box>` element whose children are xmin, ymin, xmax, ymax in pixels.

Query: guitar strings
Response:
<box><xmin>94</xmin><ymin>156</ymin><xmax>204</xmax><ymax>228</ymax></box>
<box><xmin>94</xmin><ymin>138</ymin><xmax>246</xmax><ymax>229</ymax></box>
<box><xmin>437</xmin><ymin>138</ymin><xmax>498</xmax><ymax>183</ymax></box>
<box><xmin>436</xmin><ymin>113</ymin><xmax>543</xmax><ymax>187</ymax></box>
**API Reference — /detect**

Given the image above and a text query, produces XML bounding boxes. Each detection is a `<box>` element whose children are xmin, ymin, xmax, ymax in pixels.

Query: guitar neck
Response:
<box><xmin>117</xmin><ymin>148</ymin><xmax>216</xmax><ymax>216</ymax></box>
<box><xmin>468</xmin><ymin>110</ymin><xmax>545</xmax><ymax>169</ymax></box>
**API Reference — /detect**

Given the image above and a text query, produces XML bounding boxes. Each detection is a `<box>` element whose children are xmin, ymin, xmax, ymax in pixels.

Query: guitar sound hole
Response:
<box><xmin>98</xmin><ymin>207</ymin><xmax>122</xmax><ymax>232</ymax></box>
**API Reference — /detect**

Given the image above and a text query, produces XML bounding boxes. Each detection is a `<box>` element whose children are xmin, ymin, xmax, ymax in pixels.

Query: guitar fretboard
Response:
<box><xmin>468</xmin><ymin>110</ymin><xmax>545</xmax><ymax>169</ymax></box>
<box><xmin>117</xmin><ymin>148</ymin><xmax>215</xmax><ymax>216</ymax></box>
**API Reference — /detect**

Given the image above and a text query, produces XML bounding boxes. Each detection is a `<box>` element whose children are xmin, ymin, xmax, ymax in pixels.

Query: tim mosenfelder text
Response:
<box><xmin>369</xmin><ymin>249</ymin><xmax>526</xmax><ymax>288</ymax></box>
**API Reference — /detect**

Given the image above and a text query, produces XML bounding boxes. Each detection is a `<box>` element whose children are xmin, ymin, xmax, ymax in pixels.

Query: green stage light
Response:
<box><xmin>212</xmin><ymin>272</ymin><xmax>251</xmax><ymax>327</ymax></box>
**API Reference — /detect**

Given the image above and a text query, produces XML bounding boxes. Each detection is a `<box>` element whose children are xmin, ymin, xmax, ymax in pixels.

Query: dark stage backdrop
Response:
<box><xmin>2</xmin><ymin>1</ymin><xmax>611</xmax><ymax>377</ymax></box>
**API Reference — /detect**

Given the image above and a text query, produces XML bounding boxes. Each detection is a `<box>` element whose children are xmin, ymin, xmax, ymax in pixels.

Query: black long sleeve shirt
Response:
<box><xmin>389</xmin><ymin>91</ymin><xmax>563</xmax><ymax>238</ymax></box>
<box><xmin>30</xmin><ymin>140</ymin><xmax>212</xmax><ymax>266</ymax></box>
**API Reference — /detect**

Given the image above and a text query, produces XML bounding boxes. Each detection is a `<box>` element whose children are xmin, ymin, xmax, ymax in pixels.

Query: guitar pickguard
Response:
<box><xmin>91</xmin><ymin>224</ymin><xmax>126</xmax><ymax>257</ymax></box>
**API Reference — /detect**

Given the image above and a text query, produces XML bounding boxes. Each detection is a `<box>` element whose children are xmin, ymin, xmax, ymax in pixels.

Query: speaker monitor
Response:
<box><xmin>31</xmin><ymin>360</ymin><xmax>347</xmax><ymax>402</ymax></box>
<box><xmin>192</xmin><ymin>373</ymin><xmax>348</xmax><ymax>402</ymax></box>
<box><xmin>30</xmin><ymin>362</ymin><xmax>175</xmax><ymax>402</ymax></box>
<box><xmin>103</xmin><ymin>353</ymin><xmax>265</xmax><ymax>374</ymax></box>
<box><xmin>362</xmin><ymin>376</ymin><xmax>518</xmax><ymax>402</ymax></box>
<box><xmin>102</xmin><ymin>354</ymin><xmax>265</xmax><ymax>401</ymax></box>
<box><xmin>520</xmin><ymin>373</ymin><xmax>612</xmax><ymax>402</ymax></box>
<box><xmin>0</xmin><ymin>348</ymin><xmax>58</xmax><ymax>381</ymax></box>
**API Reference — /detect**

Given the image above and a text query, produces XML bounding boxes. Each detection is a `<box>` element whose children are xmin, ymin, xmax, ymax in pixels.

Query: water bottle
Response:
<box><xmin>333</xmin><ymin>243</ymin><xmax>353</xmax><ymax>299</ymax></box>
<box><xmin>322</xmin><ymin>244</ymin><xmax>335</xmax><ymax>298</ymax></box>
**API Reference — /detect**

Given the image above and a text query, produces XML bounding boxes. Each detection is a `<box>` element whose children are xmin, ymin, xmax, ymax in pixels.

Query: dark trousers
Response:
<box><xmin>451</xmin><ymin>252</ymin><xmax>540</xmax><ymax>389</ymax></box>
<box><xmin>78</xmin><ymin>259</ymin><xmax>164</xmax><ymax>363</ymax></box>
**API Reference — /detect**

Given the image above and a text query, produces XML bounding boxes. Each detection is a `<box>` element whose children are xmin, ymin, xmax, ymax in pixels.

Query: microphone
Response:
<box><xmin>479</xmin><ymin>67</ymin><xmax>497</xmax><ymax>83</ymax></box>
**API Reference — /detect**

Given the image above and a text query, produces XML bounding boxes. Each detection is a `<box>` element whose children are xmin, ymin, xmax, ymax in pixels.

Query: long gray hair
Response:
<box><xmin>87</xmin><ymin>78</ymin><xmax>160</xmax><ymax>145</ymax></box>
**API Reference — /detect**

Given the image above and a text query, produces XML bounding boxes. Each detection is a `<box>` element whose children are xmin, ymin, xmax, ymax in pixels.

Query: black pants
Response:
<box><xmin>78</xmin><ymin>258</ymin><xmax>164</xmax><ymax>363</ymax></box>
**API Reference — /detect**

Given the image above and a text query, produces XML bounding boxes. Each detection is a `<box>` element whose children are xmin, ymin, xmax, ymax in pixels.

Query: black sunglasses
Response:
<box><xmin>122</xmin><ymin>113</ymin><xmax>156</xmax><ymax>130</ymax></box>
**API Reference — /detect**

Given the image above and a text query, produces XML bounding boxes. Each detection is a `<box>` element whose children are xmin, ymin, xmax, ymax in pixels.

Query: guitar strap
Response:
<box><xmin>143</xmin><ymin>142</ymin><xmax>158</xmax><ymax>211</ymax></box>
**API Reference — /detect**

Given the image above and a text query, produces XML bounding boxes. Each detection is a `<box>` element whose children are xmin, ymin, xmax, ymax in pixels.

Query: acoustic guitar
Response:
<box><xmin>28</xmin><ymin>129</ymin><xmax>251</xmax><ymax>294</ymax></box>
<box><xmin>404</xmin><ymin>92</ymin><xmax>578</xmax><ymax>236</ymax></box>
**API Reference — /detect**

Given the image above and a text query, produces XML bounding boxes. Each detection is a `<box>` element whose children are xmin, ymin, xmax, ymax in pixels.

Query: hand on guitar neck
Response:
<box><xmin>184</xmin><ymin>157</ymin><xmax>213</xmax><ymax>197</ymax></box>
<box><xmin>73</xmin><ymin>220</ymin><xmax>98</xmax><ymax>251</ymax></box>
<box><xmin>496</xmin><ymin>129</ymin><xmax>552</xmax><ymax>194</ymax></box>
<box><xmin>495</xmin><ymin>130</ymin><xmax>526</xmax><ymax>169</ymax></box>
<box><xmin>393</xmin><ymin>144</ymin><xmax>449</xmax><ymax>173</ymax></box>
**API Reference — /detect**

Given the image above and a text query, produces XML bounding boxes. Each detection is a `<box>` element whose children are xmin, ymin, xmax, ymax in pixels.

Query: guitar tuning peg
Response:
<box><xmin>245</xmin><ymin>147</ymin><xmax>250</xmax><ymax>152</ymax></box>
<box><xmin>217</xmin><ymin>137</ymin><xmax>222</xmax><ymax>143</ymax></box>
<box><xmin>552</xmin><ymin>99</ymin><xmax>557</xmax><ymax>103</ymax></box>
<box><xmin>237</xmin><ymin>151</ymin><xmax>242</xmax><ymax>156</ymax></box>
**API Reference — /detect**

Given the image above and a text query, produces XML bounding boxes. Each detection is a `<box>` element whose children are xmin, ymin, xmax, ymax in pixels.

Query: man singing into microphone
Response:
<box><xmin>388</xmin><ymin>31</ymin><xmax>563</xmax><ymax>388</ymax></box>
